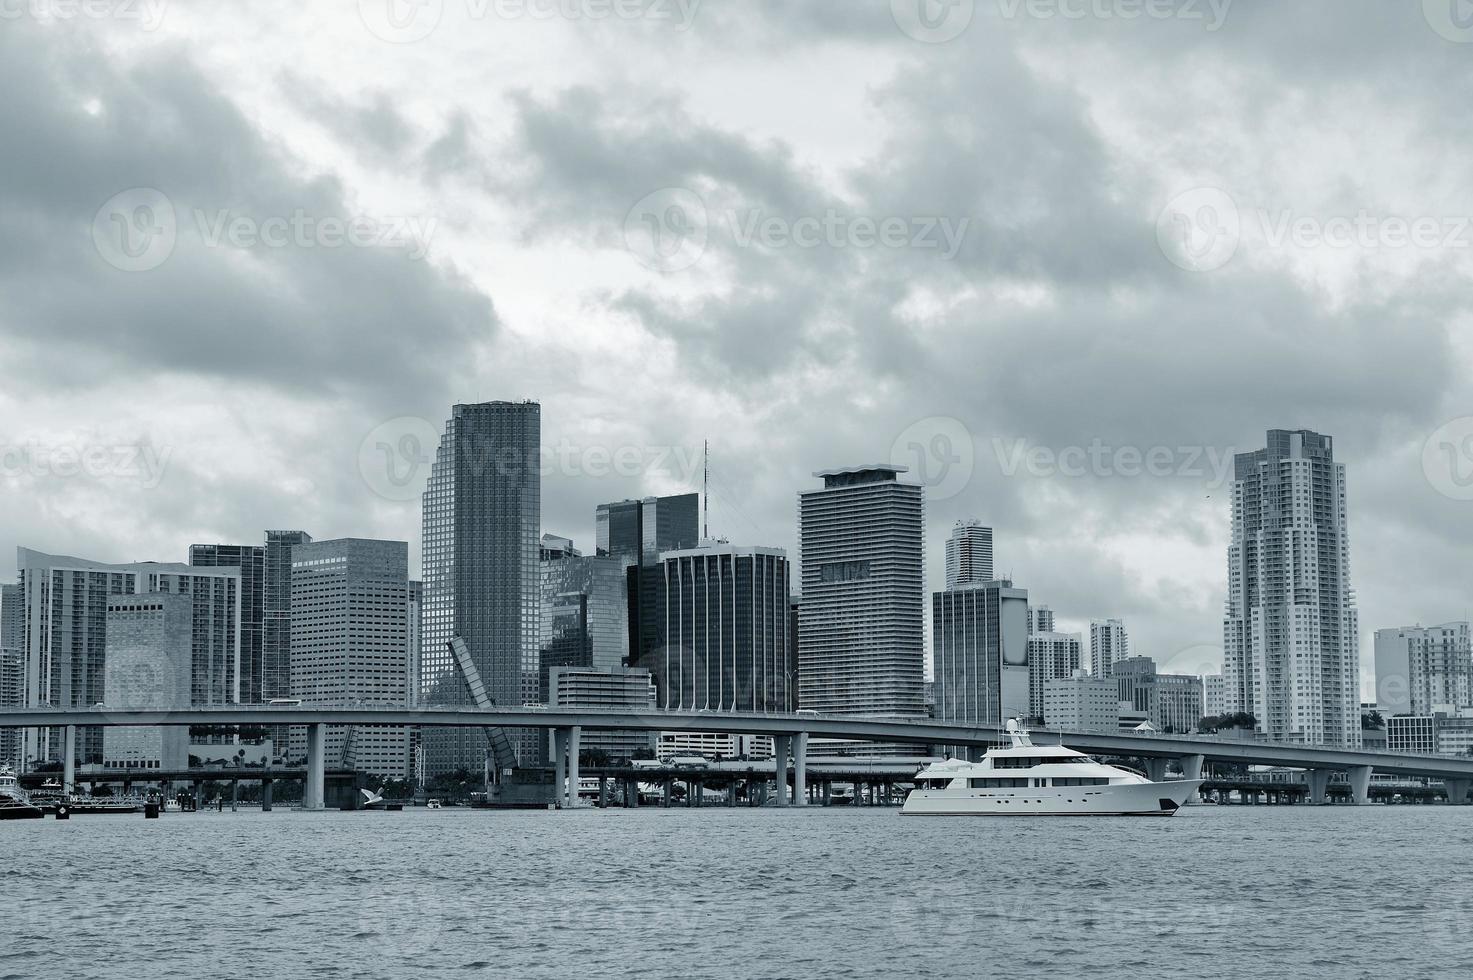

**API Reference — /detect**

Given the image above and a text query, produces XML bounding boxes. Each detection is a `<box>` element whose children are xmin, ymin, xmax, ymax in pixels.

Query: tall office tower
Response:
<box><xmin>1027</xmin><ymin>631</ymin><xmax>1082</xmax><ymax>721</ymax></box>
<box><xmin>1223</xmin><ymin>429</ymin><xmax>1359</xmax><ymax>747</ymax></box>
<box><xmin>596</xmin><ymin>493</ymin><xmax>699</xmax><ymax>566</ymax></box>
<box><xmin>932</xmin><ymin>580</ymin><xmax>1030</xmax><ymax>727</ymax></box>
<box><xmin>101</xmin><ymin>593</ymin><xmax>193</xmax><ymax>771</ymax></box>
<box><xmin>0</xmin><ymin>584</ymin><xmax>21</xmax><ymax>769</ymax></box>
<box><xmin>1374</xmin><ymin>623</ymin><xmax>1473</xmax><ymax>716</ymax></box>
<box><xmin>1027</xmin><ymin>605</ymin><xmax>1055</xmax><ymax>635</ymax></box>
<box><xmin>290</xmin><ymin>538</ymin><xmax>411</xmax><ymax>778</ymax></box>
<box><xmin>1089</xmin><ymin>619</ymin><xmax>1130</xmax><ymax>678</ymax></box>
<box><xmin>189</xmin><ymin>543</ymin><xmax>265</xmax><ymax>703</ymax></box>
<box><xmin>638</xmin><ymin>544</ymin><xmax>794</xmax><ymax>712</ymax></box>
<box><xmin>421</xmin><ymin>401</ymin><xmax>541</xmax><ymax>773</ymax></box>
<box><xmin>1203</xmin><ymin>673</ymin><xmax>1228</xmax><ymax>717</ymax></box>
<box><xmin>799</xmin><ymin>465</ymin><xmax>926</xmax><ymax>722</ymax></box>
<box><xmin>608</xmin><ymin>495</ymin><xmax>700</xmax><ymax>684</ymax></box>
<box><xmin>263</xmin><ymin>530</ymin><xmax>311</xmax><ymax>701</ymax></box>
<box><xmin>944</xmin><ymin>520</ymin><xmax>994</xmax><ymax>589</ymax></box>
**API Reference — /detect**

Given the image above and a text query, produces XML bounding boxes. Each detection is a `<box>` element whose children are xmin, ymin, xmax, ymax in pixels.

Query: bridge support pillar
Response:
<box><xmin>1444</xmin><ymin>778</ymin><xmax>1471</xmax><ymax>805</ymax></box>
<box><xmin>1144</xmin><ymin>758</ymin><xmax>1168</xmax><ymax>783</ymax></box>
<box><xmin>63</xmin><ymin>725</ymin><xmax>76</xmax><ymax>798</ymax></box>
<box><xmin>230</xmin><ymin>779</ymin><xmax>239</xmax><ymax>813</ymax></box>
<box><xmin>304</xmin><ymin>723</ymin><xmax>325</xmax><ymax>810</ymax></box>
<box><xmin>262</xmin><ymin>777</ymin><xmax>273</xmax><ymax>812</ymax></box>
<box><xmin>1181</xmin><ymin>755</ymin><xmax>1204</xmax><ymax>800</ymax></box>
<box><xmin>793</xmin><ymin>732</ymin><xmax>808</xmax><ymax>807</ymax></box>
<box><xmin>598</xmin><ymin>776</ymin><xmax>608</xmax><ymax>808</ymax></box>
<box><xmin>1348</xmin><ymin>765</ymin><xmax>1373</xmax><ymax>806</ymax></box>
<box><xmin>566</xmin><ymin>727</ymin><xmax>581</xmax><ymax>808</ymax></box>
<box><xmin>662</xmin><ymin>779</ymin><xmax>671</xmax><ymax>807</ymax></box>
<box><xmin>773</xmin><ymin>735</ymin><xmax>790</xmax><ymax>806</ymax></box>
<box><xmin>1306</xmin><ymin>769</ymin><xmax>1331</xmax><ymax>805</ymax></box>
<box><xmin>553</xmin><ymin>729</ymin><xmax>568</xmax><ymax>808</ymax></box>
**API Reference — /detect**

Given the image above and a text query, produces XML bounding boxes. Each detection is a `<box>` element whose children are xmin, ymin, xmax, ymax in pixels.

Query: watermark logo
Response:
<box><xmin>193</xmin><ymin>208</ymin><xmax>437</xmax><ymax>259</ymax></box>
<box><xmin>891</xmin><ymin>0</ymin><xmax>974</xmax><ymax>43</ymax></box>
<box><xmin>727</xmin><ymin>210</ymin><xmax>969</xmax><ymax>258</ymax></box>
<box><xmin>996</xmin><ymin>0</ymin><xmax>1232</xmax><ymax>31</ymax></box>
<box><xmin>1423</xmin><ymin>0</ymin><xmax>1473</xmax><ymax>42</ymax></box>
<box><xmin>358</xmin><ymin>0</ymin><xmax>444</xmax><ymax>42</ymax></box>
<box><xmin>359</xmin><ymin>416</ymin><xmax>442</xmax><ymax>501</ymax></box>
<box><xmin>1156</xmin><ymin>186</ymin><xmax>1240</xmax><ymax>273</ymax></box>
<box><xmin>890</xmin><ymin>417</ymin><xmax>974</xmax><ymax>501</ymax></box>
<box><xmin>0</xmin><ymin>0</ymin><xmax>169</xmax><ymax>30</ymax></box>
<box><xmin>93</xmin><ymin>187</ymin><xmax>177</xmax><ymax>272</ymax></box>
<box><xmin>1422</xmin><ymin>417</ymin><xmax>1473</xmax><ymax>501</ymax></box>
<box><xmin>993</xmin><ymin>437</ymin><xmax>1236</xmax><ymax>486</ymax></box>
<box><xmin>624</xmin><ymin>187</ymin><xmax>708</xmax><ymax>272</ymax></box>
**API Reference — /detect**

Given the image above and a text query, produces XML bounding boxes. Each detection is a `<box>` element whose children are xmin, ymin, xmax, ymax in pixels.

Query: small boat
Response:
<box><xmin>902</xmin><ymin>719</ymin><xmax>1202</xmax><ymax>817</ymax></box>
<box><xmin>0</xmin><ymin>769</ymin><xmax>45</xmax><ymax>820</ymax></box>
<box><xmin>426</xmin><ymin>799</ymin><xmax>443</xmax><ymax>809</ymax></box>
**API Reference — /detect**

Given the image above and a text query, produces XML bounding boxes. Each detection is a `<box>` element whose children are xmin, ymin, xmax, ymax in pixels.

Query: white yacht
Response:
<box><xmin>902</xmin><ymin>720</ymin><xmax>1201</xmax><ymax>817</ymax></box>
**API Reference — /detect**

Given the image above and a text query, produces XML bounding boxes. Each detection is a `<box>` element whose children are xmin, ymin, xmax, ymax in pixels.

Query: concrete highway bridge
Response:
<box><xmin>5</xmin><ymin>705</ymin><xmax>1473</xmax><ymax>809</ymax></box>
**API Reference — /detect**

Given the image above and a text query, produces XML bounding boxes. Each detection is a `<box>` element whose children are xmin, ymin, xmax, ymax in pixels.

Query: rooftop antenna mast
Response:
<box><xmin>703</xmin><ymin>439</ymin><xmax>709</xmax><ymax>540</ymax></box>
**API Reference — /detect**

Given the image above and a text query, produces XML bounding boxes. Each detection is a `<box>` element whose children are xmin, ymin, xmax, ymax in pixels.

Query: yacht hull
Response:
<box><xmin>901</xmin><ymin>779</ymin><xmax>1203</xmax><ymax>817</ymax></box>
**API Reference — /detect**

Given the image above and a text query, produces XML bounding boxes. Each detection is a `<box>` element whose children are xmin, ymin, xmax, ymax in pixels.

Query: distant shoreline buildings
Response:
<box><xmin>0</xmin><ymin>416</ymin><xmax>1432</xmax><ymax>777</ymax></box>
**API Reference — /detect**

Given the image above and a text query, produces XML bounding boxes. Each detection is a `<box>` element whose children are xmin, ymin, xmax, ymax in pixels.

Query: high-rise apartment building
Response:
<box><xmin>101</xmin><ymin>593</ymin><xmax>193</xmax><ymax>771</ymax></box>
<box><xmin>1042</xmin><ymin>671</ymin><xmax>1118</xmax><ymax>732</ymax></box>
<box><xmin>263</xmin><ymin>530</ymin><xmax>311</xmax><ymax>701</ymax></box>
<box><xmin>1223</xmin><ymin>429</ymin><xmax>1359</xmax><ymax>747</ymax></box>
<box><xmin>1027</xmin><ymin>605</ymin><xmax>1055</xmax><ymax>635</ymax></box>
<box><xmin>944</xmin><ymin>520</ymin><xmax>994</xmax><ymax>589</ymax></box>
<box><xmin>290</xmin><ymin>538</ymin><xmax>412</xmax><ymax>778</ymax></box>
<box><xmin>933</xmin><ymin>579</ymin><xmax>1030</xmax><ymax>727</ymax></box>
<box><xmin>798</xmin><ymin>465</ymin><xmax>925</xmax><ymax>719</ymax></box>
<box><xmin>16</xmin><ymin>548</ymin><xmax>241</xmax><ymax>766</ymax></box>
<box><xmin>1374</xmin><ymin>623</ymin><xmax>1472</xmax><ymax>716</ymax></box>
<box><xmin>189</xmin><ymin>543</ymin><xmax>265</xmax><ymax>703</ymax></box>
<box><xmin>1027</xmin><ymin>631</ymin><xmax>1082</xmax><ymax>721</ymax></box>
<box><xmin>0</xmin><ymin>583</ymin><xmax>22</xmax><ymax>769</ymax></box>
<box><xmin>1089</xmin><ymin>619</ymin><xmax>1129</xmax><ymax>678</ymax></box>
<box><xmin>421</xmin><ymin>401</ymin><xmax>541</xmax><ymax>772</ymax></box>
<box><xmin>638</xmin><ymin>544</ymin><xmax>795</xmax><ymax>713</ymax></box>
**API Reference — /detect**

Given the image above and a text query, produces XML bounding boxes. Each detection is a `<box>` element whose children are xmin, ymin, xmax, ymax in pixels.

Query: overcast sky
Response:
<box><xmin>3</xmin><ymin>1</ymin><xmax>1472</xmax><ymax>691</ymax></box>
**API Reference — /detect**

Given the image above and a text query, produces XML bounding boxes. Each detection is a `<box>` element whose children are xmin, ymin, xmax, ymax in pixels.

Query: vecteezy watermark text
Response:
<box><xmin>993</xmin><ymin>437</ymin><xmax>1236</xmax><ymax>486</ymax></box>
<box><xmin>997</xmin><ymin>0</ymin><xmax>1232</xmax><ymax>30</ymax></box>
<box><xmin>0</xmin><ymin>0</ymin><xmax>167</xmax><ymax>29</ymax></box>
<box><xmin>622</xmin><ymin>187</ymin><xmax>972</xmax><ymax>272</ymax></box>
<box><xmin>92</xmin><ymin>188</ymin><xmax>438</xmax><ymax>272</ymax></box>
<box><xmin>356</xmin><ymin>0</ymin><xmax>699</xmax><ymax>43</ymax></box>
<box><xmin>0</xmin><ymin>442</ymin><xmax>172</xmax><ymax>489</ymax></box>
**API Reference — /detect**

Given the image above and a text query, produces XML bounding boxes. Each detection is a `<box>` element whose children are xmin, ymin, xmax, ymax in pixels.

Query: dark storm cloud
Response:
<box><xmin>0</xmin><ymin>23</ymin><xmax>496</xmax><ymax>400</ymax></box>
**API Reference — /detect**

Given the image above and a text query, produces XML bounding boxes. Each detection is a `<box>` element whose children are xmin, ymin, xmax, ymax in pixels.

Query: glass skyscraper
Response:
<box><xmin>421</xmin><ymin>401</ymin><xmax>541</xmax><ymax>773</ymax></box>
<box><xmin>797</xmin><ymin>466</ymin><xmax>926</xmax><ymax>719</ymax></box>
<box><xmin>189</xmin><ymin>543</ymin><xmax>265</xmax><ymax>703</ymax></box>
<box><xmin>595</xmin><ymin>493</ymin><xmax>699</xmax><ymax>566</ymax></box>
<box><xmin>263</xmin><ymin>530</ymin><xmax>311</xmax><ymax>702</ymax></box>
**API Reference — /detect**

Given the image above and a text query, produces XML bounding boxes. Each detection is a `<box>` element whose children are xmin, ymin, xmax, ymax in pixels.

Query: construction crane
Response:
<box><xmin>447</xmin><ymin>636</ymin><xmax>520</xmax><ymax>794</ymax></box>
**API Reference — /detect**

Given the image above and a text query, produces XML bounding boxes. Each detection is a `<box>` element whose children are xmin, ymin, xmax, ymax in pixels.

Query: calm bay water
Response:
<box><xmin>5</xmin><ymin>804</ymin><xmax>1471</xmax><ymax>979</ymax></box>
